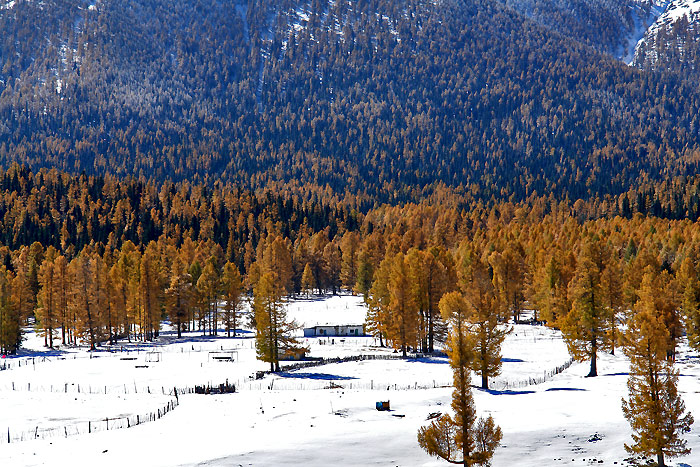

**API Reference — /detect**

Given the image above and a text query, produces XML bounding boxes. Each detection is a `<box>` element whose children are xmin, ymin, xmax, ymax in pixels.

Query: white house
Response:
<box><xmin>303</xmin><ymin>324</ymin><xmax>364</xmax><ymax>337</ymax></box>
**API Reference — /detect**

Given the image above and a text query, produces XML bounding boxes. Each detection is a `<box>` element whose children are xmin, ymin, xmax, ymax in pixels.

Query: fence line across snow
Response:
<box><xmin>243</xmin><ymin>355</ymin><xmax>575</xmax><ymax>392</ymax></box>
<box><xmin>1</xmin><ymin>395</ymin><xmax>179</xmax><ymax>444</ymax></box>
<box><xmin>0</xmin><ymin>381</ymin><xmax>193</xmax><ymax>396</ymax></box>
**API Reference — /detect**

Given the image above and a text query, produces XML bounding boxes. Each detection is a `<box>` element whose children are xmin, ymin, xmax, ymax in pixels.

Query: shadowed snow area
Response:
<box><xmin>1</xmin><ymin>294</ymin><xmax>700</xmax><ymax>466</ymax></box>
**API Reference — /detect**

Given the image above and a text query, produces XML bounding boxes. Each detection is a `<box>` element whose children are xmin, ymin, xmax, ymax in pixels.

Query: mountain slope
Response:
<box><xmin>501</xmin><ymin>0</ymin><xmax>654</xmax><ymax>57</ymax></box>
<box><xmin>0</xmin><ymin>0</ymin><xmax>699</xmax><ymax>204</ymax></box>
<box><xmin>632</xmin><ymin>0</ymin><xmax>700</xmax><ymax>79</ymax></box>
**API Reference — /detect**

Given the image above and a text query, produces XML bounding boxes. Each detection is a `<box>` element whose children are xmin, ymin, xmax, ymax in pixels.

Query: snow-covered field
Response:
<box><xmin>1</xmin><ymin>294</ymin><xmax>700</xmax><ymax>466</ymax></box>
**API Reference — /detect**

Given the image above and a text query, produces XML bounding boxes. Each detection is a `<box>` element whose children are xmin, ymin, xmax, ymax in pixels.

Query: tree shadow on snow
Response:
<box><xmin>545</xmin><ymin>387</ymin><xmax>586</xmax><ymax>392</ymax></box>
<box><xmin>501</xmin><ymin>357</ymin><xmax>525</xmax><ymax>363</ymax></box>
<box><xmin>405</xmin><ymin>357</ymin><xmax>449</xmax><ymax>364</ymax></box>
<box><xmin>153</xmin><ymin>329</ymin><xmax>254</xmax><ymax>346</ymax></box>
<box><xmin>14</xmin><ymin>347</ymin><xmax>69</xmax><ymax>358</ymax></box>
<box><xmin>277</xmin><ymin>372</ymin><xmax>358</xmax><ymax>381</ymax></box>
<box><xmin>478</xmin><ymin>388</ymin><xmax>535</xmax><ymax>395</ymax></box>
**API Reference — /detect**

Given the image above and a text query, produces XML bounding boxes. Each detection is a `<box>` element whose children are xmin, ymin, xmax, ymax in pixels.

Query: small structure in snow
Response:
<box><xmin>376</xmin><ymin>401</ymin><xmax>390</xmax><ymax>411</ymax></box>
<box><xmin>303</xmin><ymin>324</ymin><xmax>364</xmax><ymax>337</ymax></box>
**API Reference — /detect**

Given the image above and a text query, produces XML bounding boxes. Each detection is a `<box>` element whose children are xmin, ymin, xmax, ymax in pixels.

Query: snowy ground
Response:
<box><xmin>1</xmin><ymin>294</ymin><xmax>700</xmax><ymax>466</ymax></box>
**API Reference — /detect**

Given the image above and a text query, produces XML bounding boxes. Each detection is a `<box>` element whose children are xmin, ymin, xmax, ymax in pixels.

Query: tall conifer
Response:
<box><xmin>622</xmin><ymin>276</ymin><xmax>693</xmax><ymax>467</ymax></box>
<box><xmin>418</xmin><ymin>292</ymin><xmax>502</xmax><ymax>466</ymax></box>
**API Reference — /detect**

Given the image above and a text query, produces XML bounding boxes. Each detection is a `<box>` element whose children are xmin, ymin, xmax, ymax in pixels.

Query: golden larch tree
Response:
<box><xmin>418</xmin><ymin>292</ymin><xmax>502</xmax><ymax>466</ymax></box>
<box><xmin>166</xmin><ymin>256</ymin><xmax>192</xmax><ymax>338</ymax></box>
<box><xmin>221</xmin><ymin>261</ymin><xmax>243</xmax><ymax>337</ymax></box>
<box><xmin>197</xmin><ymin>259</ymin><xmax>221</xmax><ymax>336</ymax></box>
<box><xmin>0</xmin><ymin>267</ymin><xmax>21</xmax><ymax>355</ymax></box>
<box><xmin>561</xmin><ymin>238</ymin><xmax>610</xmax><ymax>377</ymax></box>
<box><xmin>36</xmin><ymin>247</ymin><xmax>59</xmax><ymax>348</ymax></box>
<box><xmin>387</xmin><ymin>252</ymin><xmax>418</xmax><ymax>357</ymax></box>
<box><xmin>253</xmin><ymin>272</ymin><xmax>300</xmax><ymax>372</ymax></box>
<box><xmin>460</xmin><ymin>243</ymin><xmax>510</xmax><ymax>389</ymax></box>
<box><xmin>621</xmin><ymin>274</ymin><xmax>693</xmax><ymax>467</ymax></box>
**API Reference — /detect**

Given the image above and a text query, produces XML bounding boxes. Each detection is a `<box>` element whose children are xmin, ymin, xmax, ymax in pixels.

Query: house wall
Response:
<box><xmin>303</xmin><ymin>325</ymin><xmax>364</xmax><ymax>337</ymax></box>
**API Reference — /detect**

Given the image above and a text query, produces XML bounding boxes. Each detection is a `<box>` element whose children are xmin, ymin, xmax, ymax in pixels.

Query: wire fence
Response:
<box><xmin>246</xmin><ymin>355</ymin><xmax>575</xmax><ymax>392</ymax></box>
<box><xmin>0</xmin><ymin>341</ymin><xmax>258</xmax><ymax>372</ymax></box>
<box><xmin>0</xmin><ymin>381</ymin><xmax>191</xmax><ymax>396</ymax></box>
<box><xmin>489</xmin><ymin>358</ymin><xmax>575</xmax><ymax>391</ymax></box>
<box><xmin>241</xmin><ymin>378</ymin><xmax>451</xmax><ymax>391</ymax></box>
<box><xmin>1</xmin><ymin>397</ymin><xmax>179</xmax><ymax>444</ymax></box>
<box><xmin>0</xmin><ymin>351</ymin><xmax>575</xmax><ymax>443</ymax></box>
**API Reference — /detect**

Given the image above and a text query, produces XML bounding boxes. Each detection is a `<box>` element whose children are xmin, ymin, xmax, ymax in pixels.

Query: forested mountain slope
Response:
<box><xmin>501</xmin><ymin>0</ymin><xmax>656</xmax><ymax>57</ymax></box>
<box><xmin>1</xmin><ymin>0</ymin><xmax>699</xmax><ymax>204</ymax></box>
<box><xmin>632</xmin><ymin>0</ymin><xmax>700</xmax><ymax>80</ymax></box>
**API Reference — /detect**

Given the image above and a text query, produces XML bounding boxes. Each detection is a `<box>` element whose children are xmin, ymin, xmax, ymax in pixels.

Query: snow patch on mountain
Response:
<box><xmin>630</xmin><ymin>0</ymin><xmax>700</xmax><ymax>65</ymax></box>
<box><xmin>619</xmin><ymin>1</ymin><xmax>669</xmax><ymax>64</ymax></box>
<box><xmin>659</xmin><ymin>0</ymin><xmax>700</xmax><ymax>22</ymax></box>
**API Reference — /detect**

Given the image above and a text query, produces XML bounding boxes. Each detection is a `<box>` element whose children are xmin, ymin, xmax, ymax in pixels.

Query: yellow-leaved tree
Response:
<box><xmin>621</xmin><ymin>273</ymin><xmax>693</xmax><ymax>467</ymax></box>
<box><xmin>418</xmin><ymin>292</ymin><xmax>502</xmax><ymax>466</ymax></box>
<box><xmin>254</xmin><ymin>272</ymin><xmax>301</xmax><ymax>372</ymax></box>
<box><xmin>387</xmin><ymin>252</ymin><xmax>418</xmax><ymax>357</ymax></box>
<box><xmin>36</xmin><ymin>246</ymin><xmax>59</xmax><ymax>348</ymax></box>
<box><xmin>561</xmin><ymin>237</ymin><xmax>611</xmax><ymax>377</ymax></box>
<box><xmin>166</xmin><ymin>256</ymin><xmax>192</xmax><ymax>338</ymax></box>
<box><xmin>221</xmin><ymin>261</ymin><xmax>243</xmax><ymax>337</ymax></box>
<box><xmin>459</xmin><ymin>242</ymin><xmax>510</xmax><ymax>390</ymax></box>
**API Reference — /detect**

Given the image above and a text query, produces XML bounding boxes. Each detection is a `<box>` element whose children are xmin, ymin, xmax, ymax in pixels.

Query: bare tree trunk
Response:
<box><xmin>587</xmin><ymin>337</ymin><xmax>597</xmax><ymax>377</ymax></box>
